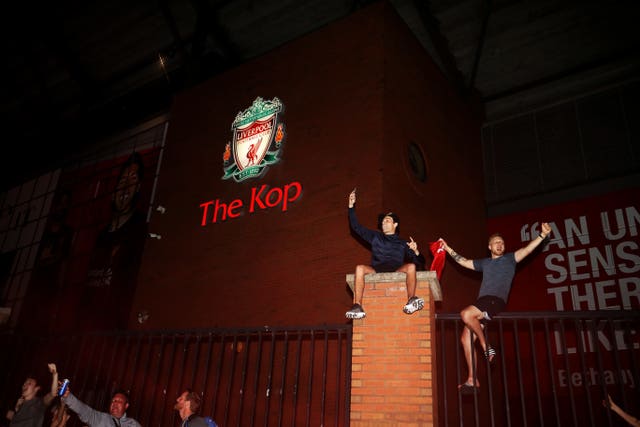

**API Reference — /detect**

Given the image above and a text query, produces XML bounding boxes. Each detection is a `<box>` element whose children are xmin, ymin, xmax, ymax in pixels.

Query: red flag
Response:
<box><xmin>429</xmin><ymin>239</ymin><xmax>446</xmax><ymax>280</ymax></box>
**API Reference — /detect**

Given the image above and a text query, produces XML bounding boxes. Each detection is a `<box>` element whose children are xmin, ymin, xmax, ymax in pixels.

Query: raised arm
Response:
<box><xmin>514</xmin><ymin>222</ymin><xmax>550</xmax><ymax>263</ymax></box>
<box><xmin>605</xmin><ymin>395</ymin><xmax>640</xmax><ymax>427</ymax></box>
<box><xmin>63</xmin><ymin>390</ymin><xmax>109</xmax><ymax>426</ymax></box>
<box><xmin>441</xmin><ymin>239</ymin><xmax>475</xmax><ymax>270</ymax></box>
<box><xmin>44</xmin><ymin>363</ymin><xmax>59</xmax><ymax>406</ymax></box>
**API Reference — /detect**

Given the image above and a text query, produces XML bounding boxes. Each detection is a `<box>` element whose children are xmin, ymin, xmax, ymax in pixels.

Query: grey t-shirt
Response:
<box><xmin>473</xmin><ymin>252</ymin><xmax>517</xmax><ymax>303</ymax></box>
<box><xmin>10</xmin><ymin>397</ymin><xmax>45</xmax><ymax>427</ymax></box>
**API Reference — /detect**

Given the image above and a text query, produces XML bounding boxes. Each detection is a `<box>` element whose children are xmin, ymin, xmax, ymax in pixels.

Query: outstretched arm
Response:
<box><xmin>347</xmin><ymin>189</ymin><xmax>376</xmax><ymax>244</ymax></box>
<box><xmin>63</xmin><ymin>390</ymin><xmax>109</xmax><ymax>426</ymax></box>
<box><xmin>44</xmin><ymin>363</ymin><xmax>59</xmax><ymax>406</ymax></box>
<box><xmin>514</xmin><ymin>222</ymin><xmax>551</xmax><ymax>263</ymax></box>
<box><xmin>605</xmin><ymin>395</ymin><xmax>640</xmax><ymax>427</ymax></box>
<box><xmin>441</xmin><ymin>239</ymin><xmax>475</xmax><ymax>270</ymax></box>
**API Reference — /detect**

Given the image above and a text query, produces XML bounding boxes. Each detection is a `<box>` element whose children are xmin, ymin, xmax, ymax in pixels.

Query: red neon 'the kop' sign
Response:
<box><xmin>199</xmin><ymin>181</ymin><xmax>302</xmax><ymax>226</ymax></box>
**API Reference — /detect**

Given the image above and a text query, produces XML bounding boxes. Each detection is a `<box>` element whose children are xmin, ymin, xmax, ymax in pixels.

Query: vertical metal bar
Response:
<box><xmin>172</xmin><ymin>333</ymin><xmax>190</xmax><ymax>426</ymax></box>
<box><xmin>115</xmin><ymin>335</ymin><xmax>132</xmax><ymax>393</ymax></box>
<box><xmin>277</xmin><ymin>331</ymin><xmax>290</xmax><ymax>427</ymax></box>
<box><xmin>333</xmin><ymin>328</ymin><xmax>342</xmax><ymax>427</ymax></box>
<box><xmin>454</xmin><ymin>320</ymin><xmax>464</xmax><ymax>427</ymax></box>
<box><xmin>439</xmin><ymin>320</ymin><xmax>450</xmax><ymax>427</ymax></box>
<box><xmin>543</xmin><ymin>319</ymin><xmax>561</xmax><ymax>426</ymax></box>
<box><xmin>528</xmin><ymin>319</ymin><xmax>544</xmax><ymax>426</ymax></box>
<box><xmin>133</xmin><ymin>334</ymin><xmax>154</xmax><ymax>422</ymax></box>
<box><xmin>223</xmin><ymin>335</ymin><xmax>238</xmax><ymax>427</ymax></box>
<box><xmin>344</xmin><ymin>326</ymin><xmax>352</xmax><ymax>427</ymax></box>
<box><xmin>484</xmin><ymin>323</ymin><xmax>495</xmax><ymax>427</ymax></box>
<box><xmin>264</xmin><ymin>330</ymin><xmax>277</xmax><ymax>427</ymax></box>
<box><xmin>607</xmin><ymin>318</ymin><xmax>625</xmax><ymax>400</ymax></box>
<box><xmin>513</xmin><ymin>319</ymin><xmax>527</xmax><ymax>427</ymax></box>
<box><xmin>157</xmin><ymin>334</ymin><xmax>178</xmax><ymax>427</ymax></box>
<box><xmin>305</xmin><ymin>330</ymin><xmax>316</xmax><ymax>427</ymax></box>
<box><xmin>558</xmin><ymin>320</ymin><xmax>578</xmax><ymax>426</ymax></box>
<box><xmin>188</xmin><ymin>334</ymin><xmax>202</xmax><ymax>390</ymax></box>
<box><xmin>291</xmin><ymin>331</ymin><xmax>303</xmax><ymax>426</ymax></box>
<box><xmin>236</xmin><ymin>333</ymin><xmax>251</xmax><ymax>424</ymax></box>
<box><xmin>588</xmin><ymin>318</ymin><xmax>610</xmax><ymax>427</ymax></box>
<box><xmin>186</xmin><ymin>333</ymin><xmax>202</xmax><ymax>392</ymax></box>
<box><xmin>249</xmin><ymin>331</ymin><xmax>264</xmax><ymax>427</ymax></box>
<box><xmin>573</xmin><ymin>319</ymin><xmax>595</xmax><ymax>427</ymax></box>
<box><xmin>144</xmin><ymin>334</ymin><xmax>165</xmax><ymax>425</ymax></box>
<box><xmin>210</xmin><ymin>333</ymin><xmax>225</xmax><ymax>422</ymax></box>
<box><xmin>320</xmin><ymin>327</ymin><xmax>329</xmax><ymax>427</ymax></box>
<box><xmin>498</xmin><ymin>320</ymin><xmax>511</xmax><ymax>427</ymax></box>
<box><xmin>198</xmin><ymin>333</ymin><xmax>214</xmax><ymax>414</ymax></box>
<box><xmin>127</xmin><ymin>333</ymin><xmax>144</xmax><ymax>395</ymax></box>
<box><xmin>470</xmin><ymin>329</ymin><xmax>479</xmax><ymax>427</ymax></box>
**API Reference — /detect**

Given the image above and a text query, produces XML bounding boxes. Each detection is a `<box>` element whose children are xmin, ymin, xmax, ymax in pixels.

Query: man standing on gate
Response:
<box><xmin>346</xmin><ymin>188</ymin><xmax>426</xmax><ymax>319</ymax></box>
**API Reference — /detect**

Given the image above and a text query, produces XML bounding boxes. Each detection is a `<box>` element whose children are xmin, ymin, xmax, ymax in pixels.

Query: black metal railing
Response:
<box><xmin>0</xmin><ymin>324</ymin><xmax>352</xmax><ymax>427</ymax></box>
<box><xmin>4</xmin><ymin>312</ymin><xmax>639</xmax><ymax>426</ymax></box>
<box><xmin>436</xmin><ymin>311</ymin><xmax>640</xmax><ymax>427</ymax></box>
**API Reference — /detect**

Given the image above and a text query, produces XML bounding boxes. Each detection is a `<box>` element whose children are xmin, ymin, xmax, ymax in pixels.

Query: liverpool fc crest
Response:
<box><xmin>222</xmin><ymin>97</ymin><xmax>285</xmax><ymax>182</ymax></box>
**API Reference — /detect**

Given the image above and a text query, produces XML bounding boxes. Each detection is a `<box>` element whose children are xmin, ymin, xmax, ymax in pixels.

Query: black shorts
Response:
<box><xmin>473</xmin><ymin>295</ymin><xmax>506</xmax><ymax>320</ymax></box>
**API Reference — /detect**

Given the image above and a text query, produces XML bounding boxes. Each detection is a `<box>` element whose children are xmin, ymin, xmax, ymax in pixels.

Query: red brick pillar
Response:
<box><xmin>346</xmin><ymin>271</ymin><xmax>442</xmax><ymax>426</ymax></box>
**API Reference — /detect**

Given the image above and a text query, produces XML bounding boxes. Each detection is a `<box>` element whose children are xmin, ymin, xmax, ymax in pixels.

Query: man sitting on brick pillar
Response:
<box><xmin>346</xmin><ymin>189</ymin><xmax>426</xmax><ymax>319</ymax></box>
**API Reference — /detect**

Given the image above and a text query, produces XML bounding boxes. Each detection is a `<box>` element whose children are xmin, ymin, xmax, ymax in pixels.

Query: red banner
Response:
<box><xmin>487</xmin><ymin>187</ymin><xmax>640</xmax><ymax>314</ymax></box>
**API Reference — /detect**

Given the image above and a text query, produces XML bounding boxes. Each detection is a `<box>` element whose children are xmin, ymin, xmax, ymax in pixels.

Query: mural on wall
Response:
<box><xmin>0</xmin><ymin>121</ymin><xmax>166</xmax><ymax>333</ymax></box>
<box><xmin>78</xmin><ymin>151</ymin><xmax>152</xmax><ymax>331</ymax></box>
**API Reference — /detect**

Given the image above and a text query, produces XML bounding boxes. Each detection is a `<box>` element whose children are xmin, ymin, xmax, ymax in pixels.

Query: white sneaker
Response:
<box><xmin>346</xmin><ymin>304</ymin><xmax>366</xmax><ymax>319</ymax></box>
<box><xmin>403</xmin><ymin>296</ymin><xmax>424</xmax><ymax>314</ymax></box>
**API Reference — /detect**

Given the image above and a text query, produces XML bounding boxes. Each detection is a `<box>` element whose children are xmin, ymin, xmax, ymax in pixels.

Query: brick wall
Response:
<box><xmin>347</xmin><ymin>271</ymin><xmax>440</xmax><ymax>426</ymax></box>
<box><xmin>132</xmin><ymin>1</ymin><xmax>483</xmax><ymax>331</ymax></box>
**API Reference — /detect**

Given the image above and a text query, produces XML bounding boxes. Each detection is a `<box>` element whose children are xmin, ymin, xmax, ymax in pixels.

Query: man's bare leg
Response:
<box><xmin>460</xmin><ymin>326</ymin><xmax>480</xmax><ymax>387</ymax></box>
<box><xmin>398</xmin><ymin>263</ymin><xmax>424</xmax><ymax>314</ymax></box>
<box><xmin>346</xmin><ymin>265</ymin><xmax>375</xmax><ymax>319</ymax></box>
<box><xmin>353</xmin><ymin>264</ymin><xmax>375</xmax><ymax>305</ymax></box>
<box><xmin>397</xmin><ymin>263</ymin><xmax>417</xmax><ymax>299</ymax></box>
<box><xmin>460</xmin><ymin>305</ymin><xmax>493</xmax><ymax>360</ymax></box>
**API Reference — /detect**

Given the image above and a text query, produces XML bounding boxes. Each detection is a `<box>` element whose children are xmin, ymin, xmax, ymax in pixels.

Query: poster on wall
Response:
<box><xmin>48</xmin><ymin>149</ymin><xmax>160</xmax><ymax>332</ymax></box>
<box><xmin>1</xmin><ymin>120</ymin><xmax>166</xmax><ymax>333</ymax></box>
<box><xmin>488</xmin><ymin>187</ymin><xmax>639</xmax><ymax>314</ymax></box>
<box><xmin>485</xmin><ymin>187</ymin><xmax>639</xmax><ymax>419</ymax></box>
